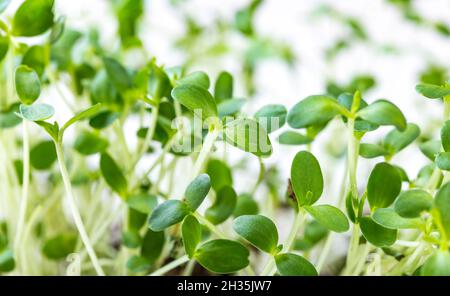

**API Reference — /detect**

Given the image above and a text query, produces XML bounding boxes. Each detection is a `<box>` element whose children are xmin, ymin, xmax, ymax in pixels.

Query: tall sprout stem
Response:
<box><xmin>14</xmin><ymin>120</ymin><xmax>30</xmax><ymax>264</ymax></box>
<box><xmin>149</xmin><ymin>255</ymin><xmax>189</xmax><ymax>276</ymax></box>
<box><xmin>192</xmin><ymin>127</ymin><xmax>220</xmax><ymax>178</ymax></box>
<box><xmin>55</xmin><ymin>141</ymin><xmax>105</xmax><ymax>276</ymax></box>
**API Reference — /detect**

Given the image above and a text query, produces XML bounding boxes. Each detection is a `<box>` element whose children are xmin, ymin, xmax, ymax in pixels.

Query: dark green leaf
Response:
<box><xmin>12</xmin><ymin>0</ymin><xmax>54</xmax><ymax>37</ymax></box>
<box><xmin>126</xmin><ymin>255</ymin><xmax>150</xmax><ymax>273</ymax></box>
<box><xmin>223</xmin><ymin>118</ymin><xmax>272</xmax><ymax>157</ymax></box>
<box><xmin>233</xmin><ymin>193</ymin><xmax>259</xmax><ymax>217</ymax></box>
<box><xmin>214</xmin><ymin>71</ymin><xmax>233</xmax><ymax>102</ymax></box>
<box><xmin>254</xmin><ymin>104</ymin><xmax>287</xmax><ymax>133</ymax></box>
<box><xmin>384</xmin><ymin>123</ymin><xmax>420</xmax><ymax>155</ymax></box>
<box><xmin>275</xmin><ymin>253</ymin><xmax>318</xmax><ymax>276</ymax></box>
<box><xmin>141</xmin><ymin>229</ymin><xmax>164</xmax><ymax>264</ymax></box>
<box><xmin>100</xmin><ymin>153</ymin><xmax>127</xmax><ymax>197</ymax></box>
<box><xmin>15</xmin><ymin>65</ymin><xmax>40</xmax><ymax>104</ymax></box>
<box><xmin>206</xmin><ymin>159</ymin><xmax>233</xmax><ymax>192</ymax></box>
<box><xmin>0</xmin><ymin>34</ymin><xmax>9</xmax><ymax>63</ymax></box>
<box><xmin>233</xmin><ymin>215</ymin><xmax>279</xmax><ymax>254</ymax></box>
<box><xmin>359</xmin><ymin>216</ymin><xmax>397</xmax><ymax>247</ymax></box>
<box><xmin>30</xmin><ymin>140</ymin><xmax>56</xmax><ymax>170</ymax></box>
<box><xmin>194</xmin><ymin>239</ymin><xmax>249</xmax><ymax>274</ymax></box>
<box><xmin>0</xmin><ymin>103</ymin><xmax>21</xmax><ymax>129</ymax></box>
<box><xmin>205</xmin><ymin>186</ymin><xmax>237</xmax><ymax>225</ymax></box>
<box><xmin>122</xmin><ymin>230</ymin><xmax>141</xmax><ymax>248</ymax></box>
<box><xmin>367</xmin><ymin>162</ymin><xmax>402</xmax><ymax>210</ymax></box>
<box><xmin>182</xmin><ymin>215</ymin><xmax>202</xmax><ymax>258</ymax></box>
<box><xmin>62</xmin><ymin>104</ymin><xmax>104</xmax><ymax>134</ymax></box>
<box><xmin>290</xmin><ymin>151</ymin><xmax>323</xmax><ymax>206</ymax></box>
<box><xmin>103</xmin><ymin>57</ymin><xmax>131</xmax><ymax>94</ymax></box>
<box><xmin>394</xmin><ymin>189</ymin><xmax>433</xmax><ymax>218</ymax></box>
<box><xmin>304</xmin><ymin>205</ymin><xmax>349</xmax><ymax>233</ymax></box>
<box><xmin>442</xmin><ymin>120</ymin><xmax>450</xmax><ymax>152</ymax></box>
<box><xmin>148</xmin><ymin>200</ymin><xmax>190</xmax><ymax>231</ymax></box>
<box><xmin>0</xmin><ymin>248</ymin><xmax>15</xmax><ymax>272</ymax></box>
<box><xmin>73</xmin><ymin>131</ymin><xmax>108</xmax><ymax>155</ymax></box>
<box><xmin>42</xmin><ymin>233</ymin><xmax>76</xmax><ymax>260</ymax></box>
<box><xmin>185</xmin><ymin>174</ymin><xmax>211</xmax><ymax>211</ymax></box>
<box><xmin>434</xmin><ymin>182</ymin><xmax>450</xmax><ymax>237</ymax></box>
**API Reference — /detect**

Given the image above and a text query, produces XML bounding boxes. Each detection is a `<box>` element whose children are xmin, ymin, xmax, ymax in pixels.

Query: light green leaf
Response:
<box><xmin>357</xmin><ymin>100</ymin><xmax>407</xmax><ymax>131</ymax></box>
<box><xmin>176</xmin><ymin>71</ymin><xmax>210</xmax><ymax>90</ymax></box>
<box><xmin>287</xmin><ymin>95</ymin><xmax>347</xmax><ymax>129</ymax></box>
<box><xmin>100</xmin><ymin>153</ymin><xmax>128</xmax><ymax>197</ymax></box>
<box><xmin>12</xmin><ymin>0</ymin><xmax>54</xmax><ymax>37</ymax></box>
<box><xmin>126</xmin><ymin>193</ymin><xmax>158</xmax><ymax>214</ymax></box>
<box><xmin>275</xmin><ymin>253</ymin><xmax>318</xmax><ymax>276</ymax></box>
<box><xmin>290</xmin><ymin>151</ymin><xmax>323</xmax><ymax>206</ymax></box>
<box><xmin>0</xmin><ymin>35</ymin><xmax>9</xmax><ymax>63</ymax></box>
<box><xmin>254</xmin><ymin>104</ymin><xmax>287</xmax><ymax>133</ymax></box>
<box><xmin>171</xmin><ymin>84</ymin><xmax>218</xmax><ymax>119</ymax></box>
<box><xmin>73</xmin><ymin>130</ymin><xmax>108</xmax><ymax>155</ymax></box>
<box><xmin>214</xmin><ymin>71</ymin><xmax>233</xmax><ymax>102</ymax></box>
<box><xmin>182</xmin><ymin>215</ymin><xmax>202</xmax><ymax>258</ymax></box>
<box><xmin>218</xmin><ymin>98</ymin><xmax>245</xmax><ymax>118</ymax></box>
<box><xmin>30</xmin><ymin>140</ymin><xmax>56</xmax><ymax>170</ymax></box>
<box><xmin>415</xmin><ymin>83</ymin><xmax>450</xmax><ymax>99</ymax></box>
<box><xmin>394</xmin><ymin>189</ymin><xmax>433</xmax><ymax>218</ymax></box>
<box><xmin>278</xmin><ymin>131</ymin><xmax>313</xmax><ymax>145</ymax></box>
<box><xmin>15</xmin><ymin>65</ymin><xmax>41</xmax><ymax>104</ymax></box>
<box><xmin>194</xmin><ymin>239</ymin><xmax>249</xmax><ymax>274</ymax></box>
<box><xmin>304</xmin><ymin>205</ymin><xmax>349</xmax><ymax>233</ymax></box>
<box><xmin>442</xmin><ymin>120</ymin><xmax>450</xmax><ymax>152</ymax></box>
<box><xmin>367</xmin><ymin>162</ymin><xmax>402</xmax><ymax>210</ymax></box>
<box><xmin>434</xmin><ymin>182</ymin><xmax>450</xmax><ymax>237</ymax></box>
<box><xmin>42</xmin><ymin>233</ymin><xmax>76</xmax><ymax>260</ymax></box>
<box><xmin>223</xmin><ymin>118</ymin><xmax>272</xmax><ymax>157</ymax></box>
<box><xmin>19</xmin><ymin>104</ymin><xmax>54</xmax><ymax>121</ymax></box>
<box><xmin>148</xmin><ymin>200</ymin><xmax>190</xmax><ymax>231</ymax></box>
<box><xmin>103</xmin><ymin>57</ymin><xmax>131</xmax><ymax>94</ymax></box>
<box><xmin>61</xmin><ymin>104</ymin><xmax>103</xmax><ymax>135</ymax></box>
<box><xmin>359</xmin><ymin>143</ymin><xmax>388</xmax><ymax>159</ymax></box>
<box><xmin>436</xmin><ymin>152</ymin><xmax>450</xmax><ymax>171</ymax></box>
<box><xmin>359</xmin><ymin>216</ymin><xmax>397</xmax><ymax>247</ymax></box>
<box><xmin>233</xmin><ymin>193</ymin><xmax>259</xmax><ymax>217</ymax></box>
<box><xmin>206</xmin><ymin>159</ymin><xmax>233</xmax><ymax>192</ymax></box>
<box><xmin>384</xmin><ymin>123</ymin><xmax>420</xmax><ymax>155</ymax></box>
<box><xmin>372</xmin><ymin>208</ymin><xmax>422</xmax><ymax>229</ymax></box>
<box><xmin>421</xmin><ymin>251</ymin><xmax>450</xmax><ymax>276</ymax></box>
<box><xmin>185</xmin><ymin>174</ymin><xmax>211</xmax><ymax>211</ymax></box>
<box><xmin>233</xmin><ymin>214</ymin><xmax>279</xmax><ymax>254</ymax></box>
<box><xmin>205</xmin><ymin>185</ymin><xmax>237</xmax><ymax>225</ymax></box>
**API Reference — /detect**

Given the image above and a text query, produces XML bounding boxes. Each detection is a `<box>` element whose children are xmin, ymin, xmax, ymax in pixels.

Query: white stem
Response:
<box><xmin>149</xmin><ymin>255</ymin><xmax>189</xmax><ymax>276</ymax></box>
<box><xmin>192</xmin><ymin>128</ymin><xmax>220</xmax><ymax>178</ymax></box>
<box><xmin>55</xmin><ymin>142</ymin><xmax>105</xmax><ymax>276</ymax></box>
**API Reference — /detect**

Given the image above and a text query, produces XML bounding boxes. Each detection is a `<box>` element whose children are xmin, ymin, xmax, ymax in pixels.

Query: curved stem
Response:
<box><xmin>149</xmin><ymin>255</ymin><xmax>189</xmax><ymax>276</ymax></box>
<box><xmin>55</xmin><ymin>142</ymin><xmax>105</xmax><ymax>276</ymax></box>
<box><xmin>192</xmin><ymin>128</ymin><xmax>220</xmax><ymax>178</ymax></box>
<box><xmin>14</xmin><ymin>120</ymin><xmax>30</xmax><ymax>262</ymax></box>
<box><xmin>250</xmin><ymin>157</ymin><xmax>264</xmax><ymax>195</ymax></box>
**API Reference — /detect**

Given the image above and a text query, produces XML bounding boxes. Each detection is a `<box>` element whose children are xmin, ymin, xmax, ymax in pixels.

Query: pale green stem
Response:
<box><xmin>191</xmin><ymin>128</ymin><xmax>220</xmax><ymax>178</ymax></box>
<box><xmin>55</xmin><ymin>142</ymin><xmax>105</xmax><ymax>276</ymax></box>
<box><xmin>149</xmin><ymin>255</ymin><xmax>189</xmax><ymax>276</ymax></box>
<box><xmin>133</xmin><ymin>104</ymin><xmax>159</xmax><ymax>168</ymax></box>
<box><xmin>14</xmin><ymin>120</ymin><xmax>30</xmax><ymax>264</ymax></box>
<box><xmin>250</xmin><ymin>157</ymin><xmax>265</xmax><ymax>195</ymax></box>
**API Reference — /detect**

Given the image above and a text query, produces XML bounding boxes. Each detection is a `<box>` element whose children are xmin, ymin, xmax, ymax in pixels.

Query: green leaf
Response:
<box><xmin>275</xmin><ymin>253</ymin><xmax>318</xmax><ymax>276</ymax></box>
<box><xmin>383</xmin><ymin>123</ymin><xmax>420</xmax><ymax>155</ymax></box>
<box><xmin>141</xmin><ymin>229</ymin><xmax>165</xmax><ymax>264</ymax></box>
<box><xmin>254</xmin><ymin>104</ymin><xmax>287</xmax><ymax>133</ymax></box>
<box><xmin>0</xmin><ymin>103</ymin><xmax>21</xmax><ymax>129</ymax></box>
<box><xmin>185</xmin><ymin>174</ymin><xmax>211</xmax><ymax>211</ymax></box>
<box><xmin>0</xmin><ymin>248</ymin><xmax>15</xmax><ymax>272</ymax></box>
<box><xmin>171</xmin><ymin>84</ymin><xmax>218</xmax><ymax>119</ymax></box>
<box><xmin>436</xmin><ymin>152</ymin><xmax>450</xmax><ymax>171</ymax></box>
<box><xmin>100</xmin><ymin>153</ymin><xmax>128</xmax><ymax>197</ymax></box>
<box><xmin>0</xmin><ymin>34</ymin><xmax>9</xmax><ymax>63</ymax></box>
<box><xmin>434</xmin><ymin>182</ymin><xmax>450</xmax><ymax>238</ymax></box>
<box><xmin>147</xmin><ymin>63</ymin><xmax>172</xmax><ymax>100</ymax></box>
<box><xmin>126</xmin><ymin>193</ymin><xmax>158</xmax><ymax>214</ymax></box>
<box><xmin>223</xmin><ymin>118</ymin><xmax>272</xmax><ymax>157</ymax></box>
<box><xmin>217</xmin><ymin>99</ymin><xmax>245</xmax><ymax>118</ymax></box>
<box><xmin>49</xmin><ymin>16</ymin><xmax>65</xmax><ymax>43</ymax></box>
<box><xmin>182</xmin><ymin>215</ymin><xmax>202</xmax><ymax>258</ymax></box>
<box><xmin>359</xmin><ymin>216</ymin><xmax>397</xmax><ymax>247</ymax></box>
<box><xmin>294</xmin><ymin>220</ymin><xmax>328</xmax><ymax>251</ymax></box>
<box><xmin>15</xmin><ymin>65</ymin><xmax>41</xmax><ymax>104</ymax></box>
<box><xmin>442</xmin><ymin>120</ymin><xmax>450</xmax><ymax>152</ymax></box>
<box><xmin>290</xmin><ymin>151</ymin><xmax>323</xmax><ymax>206</ymax></box>
<box><xmin>372</xmin><ymin>208</ymin><xmax>422</xmax><ymax>229</ymax></box>
<box><xmin>89</xmin><ymin>110</ymin><xmax>118</xmax><ymax>130</ymax></box>
<box><xmin>61</xmin><ymin>104</ymin><xmax>104</xmax><ymax>135</ymax></box>
<box><xmin>206</xmin><ymin>159</ymin><xmax>233</xmax><ymax>192</ymax></box>
<box><xmin>22</xmin><ymin>45</ymin><xmax>46</xmax><ymax>77</ymax></box>
<box><xmin>287</xmin><ymin>95</ymin><xmax>346</xmax><ymax>129</ymax></box>
<box><xmin>148</xmin><ymin>200</ymin><xmax>190</xmax><ymax>231</ymax></box>
<box><xmin>359</xmin><ymin>143</ymin><xmax>388</xmax><ymax>159</ymax></box>
<box><xmin>419</xmin><ymin>140</ymin><xmax>441</xmax><ymax>161</ymax></box>
<box><xmin>233</xmin><ymin>215</ymin><xmax>279</xmax><ymax>254</ymax></box>
<box><xmin>394</xmin><ymin>189</ymin><xmax>433</xmax><ymax>218</ymax></box>
<box><xmin>421</xmin><ymin>251</ymin><xmax>450</xmax><ymax>276</ymax></box>
<box><xmin>205</xmin><ymin>186</ymin><xmax>237</xmax><ymax>225</ymax></box>
<box><xmin>19</xmin><ymin>104</ymin><xmax>54</xmax><ymax>121</ymax></box>
<box><xmin>357</xmin><ymin>100</ymin><xmax>407</xmax><ymax>131</ymax></box>
<box><xmin>214</xmin><ymin>71</ymin><xmax>233</xmax><ymax>102</ymax></box>
<box><xmin>122</xmin><ymin>230</ymin><xmax>142</xmax><ymax>248</ymax></box>
<box><xmin>103</xmin><ymin>57</ymin><xmax>131</xmax><ymax>93</ymax></box>
<box><xmin>194</xmin><ymin>239</ymin><xmax>249</xmax><ymax>274</ymax></box>
<box><xmin>42</xmin><ymin>233</ymin><xmax>76</xmax><ymax>260</ymax></box>
<box><xmin>73</xmin><ymin>131</ymin><xmax>108</xmax><ymax>155</ymax></box>
<box><xmin>278</xmin><ymin>131</ymin><xmax>313</xmax><ymax>145</ymax></box>
<box><xmin>233</xmin><ymin>193</ymin><xmax>259</xmax><ymax>217</ymax></box>
<box><xmin>126</xmin><ymin>256</ymin><xmax>150</xmax><ymax>273</ymax></box>
<box><xmin>128</xmin><ymin>208</ymin><xmax>147</xmax><ymax>231</ymax></box>
<box><xmin>12</xmin><ymin>0</ymin><xmax>54</xmax><ymax>37</ymax></box>
<box><xmin>304</xmin><ymin>205</ymin><xmax>349</xmax><ymax>233</ymax></box>
<box><xmin>367</xmin><ymin>162</ymin><xmax>402</xmax><ymax>210</ymax></box>
<box><xmin>117</xmin><ymin>0</ymin><xmax>143</xmax><ymax>47</ymax></box>
<box><xmin>176</xmin><ymin>71</ymin><xmax>210</xmax><ymax>90</ymax></box>
<box><xmin>30</xmin><ymin>140</ymin><xmax>56</xmax><ymax>170</ymax></box>
<box><xmin>415</xmin><ymin>83</ymin><xmax>450</xmax><ymax>99</ymax></box>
